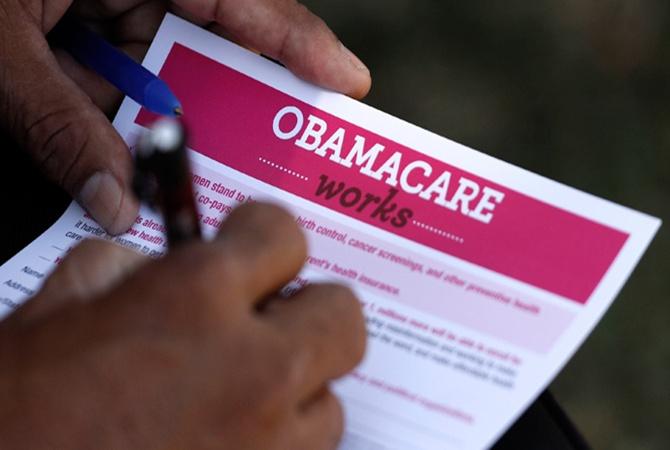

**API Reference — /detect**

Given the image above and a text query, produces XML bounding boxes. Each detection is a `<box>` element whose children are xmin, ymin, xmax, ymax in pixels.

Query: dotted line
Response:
<box><xmin>258</xmin><ymin>157</ymin><xmax>309</xmax><ymax>181</ymax></box>
<box><xmin>412</xmin><ymin>220</ymin><xmax>464</xmax><ymax>244</ymax></box>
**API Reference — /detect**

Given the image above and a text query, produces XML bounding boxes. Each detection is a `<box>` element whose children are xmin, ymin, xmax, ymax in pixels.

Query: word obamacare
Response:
<box><xmin>272</xmin><ymin>106</ymin><xmax>505</xmax><ymax>224</ymax></box>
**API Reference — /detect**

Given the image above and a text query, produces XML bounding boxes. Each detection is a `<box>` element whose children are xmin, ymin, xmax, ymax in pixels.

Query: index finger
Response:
<box><xmin>90</xmin><ymin>202</ymin><xmax>307</xmax><ymax>332</ymax></box>
<box><xmin>173</xmin><ymin>0</ymin><xmax>372</xmax><ymax>98</ymax></box>
<box><xmin>209</xmin><ymin>202</ymin><xmax>308</xmax><ymax>306</ymax></box>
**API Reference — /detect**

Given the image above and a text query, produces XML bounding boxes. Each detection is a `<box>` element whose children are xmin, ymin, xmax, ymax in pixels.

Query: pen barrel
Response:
<box><xmin>134</xmin><ymin>119</ymin><xmax>201</xmax><ymax>247</ymax></box>
<box><xmin>154</xmin><ymin>148</ymin><xmax>202</xmax><ymax>246</ymax></box>
<box><xmin>52</xmin><ymin>18</ymin><xmax>181</xmax><ymax>116</ymax></box>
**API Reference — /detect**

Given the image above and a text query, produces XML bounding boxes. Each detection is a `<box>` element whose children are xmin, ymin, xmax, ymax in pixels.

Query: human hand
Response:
<box><xmin>0</xmin><ymin>1</ymin><xmax>371</xmax><ymax>234</ymax></box>
<box><xmin>0</xmin><ymin>203</ymin><xmax>366</xmax><ymax>449</ymax></box>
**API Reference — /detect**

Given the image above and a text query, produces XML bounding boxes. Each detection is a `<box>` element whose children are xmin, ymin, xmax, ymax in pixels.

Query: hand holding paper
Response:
<box><xmin>0</xmin><ymin>0</ymin><xmax>369</xmax><ymax>234</ymax></box>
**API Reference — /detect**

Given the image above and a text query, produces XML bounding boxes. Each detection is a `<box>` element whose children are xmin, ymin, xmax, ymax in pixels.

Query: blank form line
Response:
<box><xmin>341</xmin><ymin>395</ymin><xmax>463</xmax><ymax>446</ymax></box>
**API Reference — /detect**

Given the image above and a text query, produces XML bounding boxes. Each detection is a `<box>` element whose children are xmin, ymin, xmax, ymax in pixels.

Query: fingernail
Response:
<box><xmin>78</xmin><ymin>172</ymin><xmax>125</xmax><ymax>234</ymax></box>
<box><xmin>340</xmin><ymin>42</ymin><xmax>369</xmax><ymax>73</ymax></box>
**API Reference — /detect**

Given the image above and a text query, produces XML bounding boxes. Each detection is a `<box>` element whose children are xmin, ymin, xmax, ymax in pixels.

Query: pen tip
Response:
<box><xmin>173</xmin><ymin>106</ymin><xmax>183</xmax><ymax>117</ymax></box>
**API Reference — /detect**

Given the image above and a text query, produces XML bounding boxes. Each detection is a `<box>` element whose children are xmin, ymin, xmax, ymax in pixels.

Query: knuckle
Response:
<box><xmin>283</xmin><ymin>3</ymin><xmax>337</xmax><ymax>73</ymax></box>
<box><xmin>247</xmin><ymin>334</ymin><xmax>301</xmax><ymax>408</ymax></box>
<box><xmin>195</xmin><ymin>248</ymin><xmax>244</xmax><ymax>290</ymax></box>
<box><xmin>227</xmin><ymin>202</ymin><xmax>307</xmax><ymax>253</ymax></box>
<box><xmin>25</xmin><ymin>107</ymin><xmax>89</xmax><ymax>189</ymax></box>
<box><xmin>291</xmin><ymin>283</ymin><xmax>366</xmax><ymax>365</ymax></box>
<box><xmin>273</xmin><ymin>335</ymin><xmax>307</xmax><ymax>390</ymax></box>
<box><xmin>317</xmin><ymin>283</ymin><xmax>367</xmax><ymax>360</ymax></box>
<box><xmin>144</xmin><ymin>245</ymin><xmax>244</xmax><ymax>329</ymax></box>
<box><xmin>319</xmin><ymin>283</ymin><xmax>361</xmax><ymax>312</ymax></box>
<box><xmin>235</xmin><ymin>202</ymin><xmax>296</xmax><ymax>232</ymax></box>
<box><xmin>182</xmin><ymin>242</ymin><xmax>242</xmax><ymax>286</ymax></box>
<box><xmin>292</xmin><ymin>2</ymin><xmax>326</xmax><ymax>34</ymax></box>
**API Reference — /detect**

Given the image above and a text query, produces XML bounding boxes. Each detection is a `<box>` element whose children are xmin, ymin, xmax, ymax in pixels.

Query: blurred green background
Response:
<box><xmin>301</xmin><ymin>1</ymin><xmax>669</xmax><ymax>448</ymax></box>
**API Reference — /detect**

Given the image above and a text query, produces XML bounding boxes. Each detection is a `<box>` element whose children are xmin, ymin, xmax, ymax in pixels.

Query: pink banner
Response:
<box><xmin>136</xmin><ymin>43</ymin><xmax>628</xmax><ymax>304</ymax></box>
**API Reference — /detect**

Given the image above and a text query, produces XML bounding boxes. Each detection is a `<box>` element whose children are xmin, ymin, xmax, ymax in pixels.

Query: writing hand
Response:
<box><xmin>0</xmin><ymin>203</ymin><xmax>366</xmax><ymax>449</ymax></box>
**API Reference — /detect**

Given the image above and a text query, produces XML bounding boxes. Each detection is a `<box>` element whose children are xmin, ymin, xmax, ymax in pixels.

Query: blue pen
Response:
<box><xmin>53</xmin><ymin>18</ymin><xmax>182</xmax><ymax>117</ymax></box>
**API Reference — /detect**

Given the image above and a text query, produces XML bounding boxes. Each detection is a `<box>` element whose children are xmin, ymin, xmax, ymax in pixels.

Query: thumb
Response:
<box><xmin>0</xmin><ymin>13</ymin><xmax>138</xmax><ymax>234</ymax></box>
<box><xmin>13</xmin><ymin>239</ymin><xmax>147</xmax><ymax>324</ymax></box>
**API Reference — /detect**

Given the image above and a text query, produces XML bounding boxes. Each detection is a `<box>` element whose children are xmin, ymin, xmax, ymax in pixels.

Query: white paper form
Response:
<box><xmin>0</xmin><ymin>14</ymin><xmax>661</xmax><ymax>449</ymax></box>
